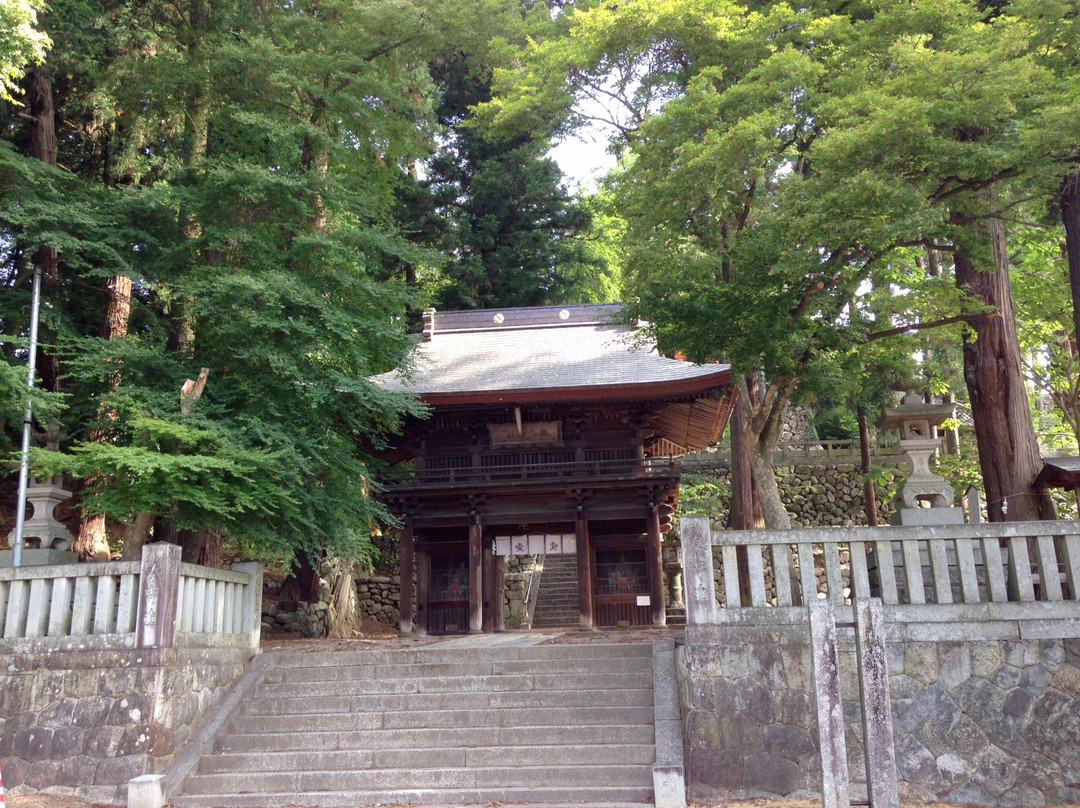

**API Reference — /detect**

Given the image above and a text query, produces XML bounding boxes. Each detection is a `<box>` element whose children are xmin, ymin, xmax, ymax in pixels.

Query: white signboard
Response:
<box><xmin>495</xmin><ymin>534</ymin><xmax>576</xmax><ymax>556</ymax></box>
<box><xmin>636</xmin><ymin>595</ymin><xmax>651</xmax><ymax>606</ymax></box>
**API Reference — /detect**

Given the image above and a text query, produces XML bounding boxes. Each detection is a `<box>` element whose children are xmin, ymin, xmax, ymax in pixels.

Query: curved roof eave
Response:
<box><xmin>415</xmin><ymin>367</ymin><xmax>732</xmax><ymax>407</ymax></box>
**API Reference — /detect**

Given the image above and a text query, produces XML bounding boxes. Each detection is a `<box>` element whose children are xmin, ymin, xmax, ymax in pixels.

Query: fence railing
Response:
<box><xmin>382</xmin><ymin>455</ymin><xmax>678</xmax><ymax>488</ymax></box>
<box><xmin>0</xmin><ymin>543</ymin><xmax>262</xmax><ymax>653</ymax></box>
<box><xmin>681</xmin><ymin>516</ymin><xmax>1080</xmax><ymax>640</ymax></box>
<box><xmin>681</xmin><ymin>439</ymin><xmax>902</xmax><ymax>469</ymax></box>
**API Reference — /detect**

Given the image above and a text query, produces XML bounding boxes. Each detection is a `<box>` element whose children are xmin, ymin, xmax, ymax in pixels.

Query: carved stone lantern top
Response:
<box><xmin>877</xmin><ymin>392</ymin><xmax>957</xmax><ymax>439</ymax></box>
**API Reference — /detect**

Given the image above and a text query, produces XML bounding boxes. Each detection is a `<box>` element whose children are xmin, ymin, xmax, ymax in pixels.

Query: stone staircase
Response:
<box><xmin>531</xmin><ymin>553</ymin><xmax>581</xmax><ymax>628</ymax></box>
<box><xmin>171</xmin><ymin>638</ymin><xmax>657</xmax><ymax>807</ymax></box>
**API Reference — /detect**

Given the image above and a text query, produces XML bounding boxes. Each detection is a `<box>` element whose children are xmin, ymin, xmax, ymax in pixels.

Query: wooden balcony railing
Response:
<box><xmin>380</xmin><ymin>454</ymin><xmax>680</xmax><ymax>488</ymax></box>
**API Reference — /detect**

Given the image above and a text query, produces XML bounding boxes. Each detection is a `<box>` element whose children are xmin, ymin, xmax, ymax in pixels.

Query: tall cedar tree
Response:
<box><xmin>1</xmin><ymin>0</ymin><xmax>476</xmax><ymax>570</ymax></box>
<box><xmin>400</xmin><ymin>22</ymin><xmax>614</xmax><ymax>311</ymax></box>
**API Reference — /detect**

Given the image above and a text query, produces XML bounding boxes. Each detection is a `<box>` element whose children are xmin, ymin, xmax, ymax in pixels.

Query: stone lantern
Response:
<box><xmin>878</xmin><ymin>392</ymin><xmax>963</xmax><ymax>526</ymax></box>
<box><xmin>2</xmin><ymin>424</ymin><xmax>78</xmax><ymax>566</ymax></box>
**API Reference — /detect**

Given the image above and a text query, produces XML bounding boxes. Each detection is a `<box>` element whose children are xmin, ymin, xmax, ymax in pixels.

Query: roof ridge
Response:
<box><xmin>425</xmin><ymin>303</ymin><xmax>628</xmax><ymax>337</ymax></box>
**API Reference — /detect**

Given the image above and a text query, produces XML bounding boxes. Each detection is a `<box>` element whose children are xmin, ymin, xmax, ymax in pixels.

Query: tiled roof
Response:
<box><xmin>372</xmin><ymin>304</ymin><xmax>729</xmax><ymax>402</ymax></box>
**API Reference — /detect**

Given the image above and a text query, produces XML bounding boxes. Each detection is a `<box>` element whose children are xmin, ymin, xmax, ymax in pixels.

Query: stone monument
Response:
<box><xmin>878</xmin><ymin>392</ymin><xmax>964</xmax><ymax>526</ymax></box>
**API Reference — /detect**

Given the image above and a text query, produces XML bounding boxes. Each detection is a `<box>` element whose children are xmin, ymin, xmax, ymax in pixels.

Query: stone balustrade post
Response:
<box><xmin>681</xmin><ymin>515</ymin><xmax>716</xmax><ymax>625</ymax></box>
<box><xmin>232</xmin><ymin>561</ymin><xmax>263</xmax><ymax>649</ymax></box>
<box><xmin>136</xmin><ymin>543</ymin><xmax>182</xmax><ymax>649</ymax></box>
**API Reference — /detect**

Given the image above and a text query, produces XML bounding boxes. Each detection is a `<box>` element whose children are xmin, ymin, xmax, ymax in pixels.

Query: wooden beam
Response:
<box><xmin>416</xmin><ymin>552</ymin><xmax>430</xmax><ymax>637</ymax></box>
<box><xmin>482</xmin><ymin>531</ymin><xmax>495</xmax><ymax>633</ymax></box>
<box><xmin>576</xmin><ymin>511</ymin><xmax>594</xmax><ymax>630</ymax></box>
<box><xmin>469</xmin><ymin>516</ymin><xmax>483</xmax><ymax>633</ymax></box>
<box><xmin>493</xmin><ymin>553</ymin><xmax>505</xmax><ymax>632</ymax></box>
<box><xmin>399</xmin><ymin>516</ymin><xmax>415</xmax><ymax>635</ymax></box>
<box><xmin>647</xmin><ymin>506</ymin><xmax>666</xmax><ymax>627</ymax></box>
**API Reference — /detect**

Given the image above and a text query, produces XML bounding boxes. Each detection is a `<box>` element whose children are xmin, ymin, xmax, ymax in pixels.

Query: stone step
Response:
<box><xmin>532</xmin><ymin>612</ymin><xmax>581</xmax><ymax>626</ymax></box>
<box><xmin>265</xmin><ymin>641</ymin><xmax>651</xmax><ymax>669</ymax></box>
<box><xmin>247</xmin><ymin>684</ymin><xmax>654</xmax><ymax>710</ymax></box>
<box><xmin>198</xmin><ymin>742</ymin><xmax>656</xmax><ymax>773</ymax></box>
<box><xmin>227</xmin><ymin>703</ymin><xmax>656</xmax><ymax>733</ymax></box>
<box><xmin>214</xmin><ymin>722</ymin><xmax>654</xmax><ymax>753</ymax></box>
<box><xmin>182</xmin><ymin>763</ymin><xmax>652</xmax><ymax>794</ymax></box>
<box><xmin>532</xmin><ymin>617</ymin><xmax>580</xmax><ymax>628</ymax></box>
<box><xmin>249</xmin><ymin>670</ymin><xmax>652</xmax><ymax>704</ymax></box>
<box><xmin>171</xmin><ymin>786</ymin><xmax>655</xmax><ymax>807</ymax></box>
<box><xmin>534</xmin><ymin>592</ymin><xmax>578</xmax><ymax>603</ymax></box>
<box><xmin>263</xmin><ymin>654</ymin><xmax>651</xmax><ymax>684</ymax></box>
<box><xmin>532</xmin><ymin>614</ymin><xmax>580</xmax><ymax>623</ymax></box>
<box><xmin>533</xmin><ymin>601</ymin><xmax>578</xmax><ymax>612</ymax></box>
<box><xmin>175</xmin><ymin>641</ymin><xmax>658</xmax><ymax>807</ymax></box>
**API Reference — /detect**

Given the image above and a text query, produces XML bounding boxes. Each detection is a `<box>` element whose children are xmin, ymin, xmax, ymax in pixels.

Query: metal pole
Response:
<box><xmin>12</xmin><ymin>263</ymin><xmax>43</xmax><ymax>568</ymax></box>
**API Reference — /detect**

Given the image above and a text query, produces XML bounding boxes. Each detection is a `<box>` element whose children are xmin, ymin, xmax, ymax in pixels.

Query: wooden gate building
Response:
<box><xmin>370</xmin><ymin>304</ymin><xmax>732</xmax><ymax>633</ymax></box>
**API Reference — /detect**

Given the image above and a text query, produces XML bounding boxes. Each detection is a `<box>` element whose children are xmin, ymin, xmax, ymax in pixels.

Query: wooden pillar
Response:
<box><xmin>647</xmin><ymin>505</ymin><xmax>666</xmax><ymax>627</ymax></box>
<box><xmin>416</xmin><ymin>551</ymin><xmax>430</xmax><ymax>637</ymax></box>
<box><xmin>482</xmin><ymin>531</ymin><xmax>495</xmax><ymax>633</ymax></box>
<box><xmin>576</xmin><ymin>510</ymin><xmax>594</xmax><ymax>630</ymax></box>
<box><xmin>399</xmin><ymin>516</ymin><xmax>414</xmax><ymax>635</ymax></box>
<box><xmin>493</xmin><ymin>553</ymin><xmax>505</xmax><ymax>632</ymax></box>
<box><xmin>469</xmin><ymin>515</ymin><xmax>483</xmax><ymax>634</ymax></box>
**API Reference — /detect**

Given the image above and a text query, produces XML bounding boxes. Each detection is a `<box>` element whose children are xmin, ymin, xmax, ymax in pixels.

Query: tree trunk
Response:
<box><xmin>178</xmin><ymin>527</ymin><xmax>203</xmax><ymax>563</ymax></box>
<box><xmin>120</xmin><ymin>512</ymin><xmax>155</xmax><ymax>561</ymax></box>
<box><xmin>74</xmin><ymin>274</ymin><xmax>134</xmax><ymax>561</ymax></box>
<box><xmin>327</xmin><ymin>560</ymin><xmax>358</xmax><ymax>638</ymax></box>
<box><xmin>736</xmin><ymin>377</ymin><xmax>794</xmax><ymax>530</ymax></box>
<box><xmin>729</xmin><ymin>393</ymin><xmax>757</xmax><ymax>530</ymax></box>
<box><xmin>27</xmin><ymin>62</ymin><xmax>113</xmax><ymax>563</ymax></box>
<box><xmin>279</xmin><ymin>550</ymin><xmax>321</xmax><ymax>613</ymax></box>
<box><xmin>954</xmin><ymin>212</ymin><xmax>1055</xmax><ymax>522</ymax></box>
<box><xmin>25</xmin><ymin>65</ymin><xmax>61</xmax><ymax>395</ymax></box>
<box><xmin>858</xmin><ymin>410</ymin><xmax>879</xmax><ymax>526</ymax></box>
<box><xmin>1062</xmin><ymin>169</ymin><xmax>1080</xmax><ymax>349</ymax></box>
<box><xmin>197</xmin><ymin>529</ymin><xmax>221</xmax><ymax>568</ymax></box>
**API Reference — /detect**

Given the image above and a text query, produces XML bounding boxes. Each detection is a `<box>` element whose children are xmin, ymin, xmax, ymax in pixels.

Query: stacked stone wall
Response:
<box><xmin>263</xmin><ymin>573</ymin><xmax>402</xmax><ymax>637</ymax></box>
<box><xmin>679</xmin><ymin>626</ymin><xmax>1080</xmax><ymax>806</ymax></box>
<box><xmin>355</xmin><ymin>575</ymin><xmax>401</xmax><ymax>626</ymax></box>
<box><xmin>686</xmin><ymin>463</ymin><xmax>899</xmax><ymax>529</ymax></box>
<box><xmin>0</xmin><ymin>646</ymin><xmax>251</xmax><ymax>802</ymax></box>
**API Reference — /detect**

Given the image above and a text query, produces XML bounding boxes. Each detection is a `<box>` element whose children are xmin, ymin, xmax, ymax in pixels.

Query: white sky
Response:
<box><xmin>549</xmin><ymin>128</ymin><xmax>619</xmax><ymax>192</ymax></box>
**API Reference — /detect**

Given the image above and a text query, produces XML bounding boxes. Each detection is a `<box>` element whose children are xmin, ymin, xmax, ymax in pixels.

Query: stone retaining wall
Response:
<box><xmin>685</xmin><ymin>463</ymin><xmax>899</xmax><ymax>529</ymax></box>
<box><xmin>356</xmin><ymin>575</ymin><xmax>401</xmax><ymax>625</ymax></box>
<box><xmin>0</xmin><ymin>646</ymin><xmax>252</xmax><ymax>802</ymax></box>
<box><xmin>679</xmin><ymin>625</ymin><xmax>1080</xmax><ymax>806</ymax></box>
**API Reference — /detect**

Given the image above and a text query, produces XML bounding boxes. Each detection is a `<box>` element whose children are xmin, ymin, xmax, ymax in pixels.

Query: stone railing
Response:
<box><xmin>681</xmin><ymin>515</ymin><xmax>1080</xmax><ymax>639</ymax></box>
<box><xmin>0</xmin><ymin>543</ymin><xmax>262</xmax><ymax>653</ymax></box>
<box><xmin>681</xmin><ymin>439</ymin><xmax>902</xmax><ymax>469</ymax></box>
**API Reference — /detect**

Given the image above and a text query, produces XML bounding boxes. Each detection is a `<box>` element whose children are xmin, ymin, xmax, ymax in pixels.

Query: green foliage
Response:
<box><xmin>860</xmin><ymin>464</ymin><xmax>904</xmax><ymax>509</ymax></box>
<box><xmin>0</xmin><ymin>0</ymin><xmax>49</xmax><ymax>101</ymax></box>
<box><xmin>31</xmin><ymin>416</ymin><xmax>292</xmax><ymax>533</ymax></box>
<box><xmin>478</xmin><ymin>0</ymin><xmax>1080</xmax><ymax>517</ymax></box>
<box><xmin>1011</xmin><ymin>225</ymin><xmax>1080</xmax><ymax>451</ymax></box>
<box><xmin>676</xmin><ymin>471</ymin><xmax>731</xmax><ymax>524</ymax></box>
<box><xmin>931</xmin><ymin>451</ymin><xmax>983</xmax><ymax>509</ymax></box>
<box><xmin>0</xmin><ymin>338</ymin><xmax>67</xmax><ymax>455</ymax></box>
<box><xmin>812</xmin><ymin>404</ymin><xmax>859</xmax><ymax>441</ymax></box>
<box><xmin>0</xmin><ymin>0</ymin><xmax>492</xmax><ymax>565</ymax></box>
